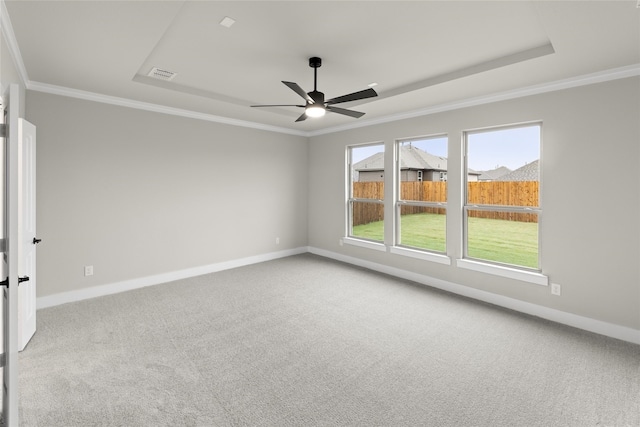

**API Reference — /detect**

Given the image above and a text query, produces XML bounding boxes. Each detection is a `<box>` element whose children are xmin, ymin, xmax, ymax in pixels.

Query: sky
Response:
<box><xmin>467</xmin><ymin>125</ymin><xmax>540</xmax><ymax>171</ymax></box>
<box><xmin>350</xmin><ymin>125</ymin><xmax>539</xmax><ymax>171</ymax></box>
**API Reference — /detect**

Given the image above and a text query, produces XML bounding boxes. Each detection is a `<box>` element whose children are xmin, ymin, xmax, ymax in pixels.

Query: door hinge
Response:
<box><xmin>0</xmin><ymin>276</ymin><xmax>29</xmax><ymax>288</ymax></box>
<box><xmin>0</xmin><ymin>123</ymin><xmax>5</xmax><ymax>138</ymax></box>
<box><xmin>0</xmin><ymin>353</ymin><xmax>5</xmax><ymax>368</ymax></box>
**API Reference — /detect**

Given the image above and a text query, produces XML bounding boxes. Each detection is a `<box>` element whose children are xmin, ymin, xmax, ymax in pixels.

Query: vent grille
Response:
<box><xmin>147</xmin><ymin>67</ymin><xmax>177</xmax><ymax>81</ymax></box>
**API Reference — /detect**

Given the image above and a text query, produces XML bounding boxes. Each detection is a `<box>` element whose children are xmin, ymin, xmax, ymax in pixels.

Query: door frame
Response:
<box><xmin>2</xmin><ymin>83</ymin><xmax>21</xmax><ymax>427</ymax></box>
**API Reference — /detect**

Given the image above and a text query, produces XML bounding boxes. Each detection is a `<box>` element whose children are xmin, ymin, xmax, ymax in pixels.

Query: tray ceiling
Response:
<box><xmin>4</xmin><ymin>1</ymin><xmax>639</xmax><ymax>133</ymax></box>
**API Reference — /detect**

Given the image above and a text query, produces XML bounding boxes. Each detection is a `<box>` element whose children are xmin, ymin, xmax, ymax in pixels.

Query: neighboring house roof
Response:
<box><xmin>496</xmin><ymin>160</ymin><xmax>539</xmax><ymax>181</ymax></box>
<box><xmin>353</xmin><ymin>151</ymin><xmax>385</xmax><ymax>171</ymax></box>
<box><xmin>353</xmin><ymin>146</ymin><xmax>483</xmax><ymax>175</ymax></box>
<box><xmin>354</xmin><ymin>146</ymin><xmax>448</xmax><ymax>172</ymax></box>
<box><xmin>478</xmin><ymin>166</ymin><xmax>512</xmax><ymax>181</ymax></box>
<box><xmin>400</xmin><ymin>146</ymin><xmax>447</xmax><ymax>172</ymax></box>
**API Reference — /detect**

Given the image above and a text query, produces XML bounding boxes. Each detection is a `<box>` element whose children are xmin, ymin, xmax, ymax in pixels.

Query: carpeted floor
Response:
<box><xmin>11</xmin><ymin>254</ymin><xmax>640</xmax><ymax>426</ymax></box>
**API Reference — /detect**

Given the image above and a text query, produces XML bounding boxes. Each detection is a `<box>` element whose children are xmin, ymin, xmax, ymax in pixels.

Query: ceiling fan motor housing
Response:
<box><xmin>308</xmin><ymin>90</ymin><xmax>325</xmax><ymax>105</ymax></box>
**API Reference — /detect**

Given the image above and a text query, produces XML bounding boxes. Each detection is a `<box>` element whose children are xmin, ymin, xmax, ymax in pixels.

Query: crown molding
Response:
<box><xmin>308</xmin><ymin>63</ymin><xmax>640</xmax><ymax>137</ymax></box>
<box><xmin>27</xmin><ymin>81</ymin><xmax>308</xmax><ymax>137</ymax></box>
<box><xmin>27</xmin><ymin>63</ymin><xmax>640</xmax><ymax>140</ymax></box>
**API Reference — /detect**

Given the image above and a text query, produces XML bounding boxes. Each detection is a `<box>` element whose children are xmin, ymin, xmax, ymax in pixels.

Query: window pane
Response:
<box><xmin>398</xmin><ymin>137</ymin><xmax>448</xmax><ymax>202</ymax></box>
<box><xmin>467</xmin><ymin>125</ymin><xmax>540</xmax><ymax>207</ymax></box>
<box><xmin>466</xmin><ymin>209</ymin><xmax>538</xmax><ymax>269</ymax></box>
<box><xmin>396</xmin><ymin>136</ymin><xmax>447</xmax><ymax>253</ymax></box>
<box><xmin>349</xmin><ymin>143</ymin><xmax>385</xmax><ymax>241</ymax></box>
<box><xmin>351</xmin><ymin>144</ymin><xmax>385</xmax><ymax>189</ymax></box>
<box><xmin>351</xmin><ymin>201</ymin><xmax>384</xmax><ymax>241</ymax></box>
<box><xmin>399</xmin><ymin>205</ymin><xmax>445</xmax><ymax>252</ymax></box>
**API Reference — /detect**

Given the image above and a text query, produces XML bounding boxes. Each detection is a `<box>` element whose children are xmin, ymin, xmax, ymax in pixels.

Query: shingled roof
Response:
<box><xmin>496</xmin><ymin>160</ymin><xmax>539</xmax><ymax>181</ymax></box>
<box><xmin>478</xmin><ymin>166</ymin><xmax>512</xmax><ymax>181</ymax></box>
<box><xmin>354</xmin><ymin>146</ymin><xmax>447</xmax><ymax>172</ymax></box>
<box><xmin>401</xmin><ymin>145</ymin><xmax>447</xmax><ymax>171</ymax></box>
<box><xmin>353</xmin><ymin>151</ymin><xmax>385</xmax><ymax>171</ymax></box>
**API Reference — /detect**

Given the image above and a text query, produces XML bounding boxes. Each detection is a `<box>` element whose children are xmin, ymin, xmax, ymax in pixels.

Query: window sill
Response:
<box><xmin>456</xmin><ymin>258</ymin><xmax>548</xmax><ymax>286</ymax></box>
<box><xmin>390</xmin><ymin>246</ymin><xmax>451</xmax><ymax>265</ymax></box>
<box><xmin>342</xmin><ymin>237</ymin><xmax>387</xmax><ymax>252</ymax></box>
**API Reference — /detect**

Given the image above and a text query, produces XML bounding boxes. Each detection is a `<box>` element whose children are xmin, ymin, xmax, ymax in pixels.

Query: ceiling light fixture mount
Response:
<box><xmin>251</xmin><ymin>56</ymin><xmax>378</xmax><ymax>122</ymax></box>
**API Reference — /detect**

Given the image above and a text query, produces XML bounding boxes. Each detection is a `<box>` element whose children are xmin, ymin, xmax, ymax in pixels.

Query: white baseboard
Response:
<box><xmin>308</xmin><ymin>246</ymin><xmax>640</xmax><ymax>345</ymax></box>
<box><xmin>37</xmin><ymin>245</ymin><xmax>639</xmax><ymax>345</ymax></box>
<box><xmin>36</xmin><ymin>247</ymin><xmax>308</xmax><ymax>310</ymax></box>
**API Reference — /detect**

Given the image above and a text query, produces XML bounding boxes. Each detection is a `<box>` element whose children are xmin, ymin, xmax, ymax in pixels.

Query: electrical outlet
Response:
<box><xmin>84</xmin><ymin>265</ymin><xmax>94</xmax><ymax>276</ymax></box>
<box><xmin>339</xmin><ymin>238</ymin><xmax>344</xmax><ymax>246</ymax></box>
<box><xmin>551</xmin><ymin>283</ymin><xmax>561</xmax><ymax>296</ymax></box>
<box><xmin>275</xmin><ymin>237</ymin><xmax>280</xmax><ymax>245</ymax></box>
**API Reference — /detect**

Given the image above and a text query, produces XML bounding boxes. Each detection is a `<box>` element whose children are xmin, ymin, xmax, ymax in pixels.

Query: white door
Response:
<box><xmin>18</xmin><ymin>118</ymin><xmax>36</xmax><ymax>351</ymax></box>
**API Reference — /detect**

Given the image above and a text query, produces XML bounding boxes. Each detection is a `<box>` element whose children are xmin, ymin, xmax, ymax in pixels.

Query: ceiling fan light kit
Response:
<box><xmin>305</xmin><ymin>105</ymin><xmax>326</xmax><ymax>118</ymax></box>
<box><xmin>252</xmin><ymin>57</ymin><xmax>378</xmax><ymax>122</ymax></box>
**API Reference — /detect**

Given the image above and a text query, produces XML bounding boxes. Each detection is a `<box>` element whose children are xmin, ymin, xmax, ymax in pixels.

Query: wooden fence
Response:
<box><xmin>352</xmin><ymin>181</ymin><xmax>539</xmax><ymax>226</ymax></box>
<box><xmin>352</xmin><ymin>182</ymin><xmax>384</xmax><ymax>227</ymax></box>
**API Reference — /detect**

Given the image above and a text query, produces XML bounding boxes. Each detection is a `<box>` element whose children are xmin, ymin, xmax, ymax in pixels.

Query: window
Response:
<box><xmin>464</xmin><ymin>124</ymin><xmax>541</xmax><ymax>270</ymax></box>
<box><xmin>395</xmin><ymin>136</ymin><xmax>448</xmax><ymax>253</ymax></box>
<box><xmin>348</xmin><ymin>143</ymin><xmax>385</xmax><ymax>242</ymax></box>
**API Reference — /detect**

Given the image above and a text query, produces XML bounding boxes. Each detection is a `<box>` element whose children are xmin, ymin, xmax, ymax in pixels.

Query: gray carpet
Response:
<box><xmin>12</xmin><ymin>254</ymin><xmax>640</xmax><ymax>426</ymax></box>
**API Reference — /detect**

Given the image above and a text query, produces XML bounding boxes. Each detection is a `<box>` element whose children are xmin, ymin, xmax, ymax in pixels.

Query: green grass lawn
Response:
<box><xmin>400</xmin><ymin>212</ymin><xmax>446</xmax><ymax>253</ymax></box>
<box><xmin>352</xmin><ymin>213</ymin><xmax>538</xmax><ymax>268</ymax></box>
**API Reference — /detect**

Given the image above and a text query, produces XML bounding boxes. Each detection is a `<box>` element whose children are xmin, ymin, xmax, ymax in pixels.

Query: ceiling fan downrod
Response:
<box><xmin>309</xmin><ymin>57</ymin><xmax>322</xmax><ymax>93</ymax></box>
<box><xmin>308</xmin><ymin>57</ymin><xmax>324</xmax><ymax>104</ymax></box>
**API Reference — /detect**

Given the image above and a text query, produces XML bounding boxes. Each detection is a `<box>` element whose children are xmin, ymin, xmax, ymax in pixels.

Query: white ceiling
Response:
<box><xmin>4</xmin><ymin>1</ymin><xmax>640</xmax><ymax>134</ymax></box>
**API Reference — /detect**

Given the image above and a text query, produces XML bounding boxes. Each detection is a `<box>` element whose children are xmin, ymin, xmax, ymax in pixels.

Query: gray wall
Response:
<box><xmin>308</xmin><ymin>77</ymin><xmax>640</xmax><ymax>330</ymax></box>
<box><xmin>27</xmin><ymin>91</ymin><xmax>308</xmax><ymax>297</ymax></box>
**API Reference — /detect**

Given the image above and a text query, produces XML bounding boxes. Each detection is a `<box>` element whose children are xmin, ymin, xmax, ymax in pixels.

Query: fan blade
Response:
<box><xmin>326</xmin><ymin>106</ymin><xmax>365</xmax><ymax>119</ymax></box>
<box><xmin>326</xmin><ymin>88</ymin><xmax>378</xmax><ymax>105</ymax></box>
<box><xmin>295</xmin><ymin>112</ymin><xmax>308</xmax><ymax>122</ymax></box>
<box><xmin>282</xmin><ymin>81</ymin><xmax>313</xmax><ymax>103</ymax></box>
<box><xmin>251</xmin><ymin>104</ymin><xmax>305</xmax><ymax>108</ymax></box>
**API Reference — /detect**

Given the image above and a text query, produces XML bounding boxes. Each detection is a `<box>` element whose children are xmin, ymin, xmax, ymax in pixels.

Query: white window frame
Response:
<box><xmin>393</xmin><ymin>135</ymin><xmax>449</xmax><ymax>259</ymax></box>
<box><xmin>346</xmin><ymin>142</ymin><xmax>386</xmax><ymax>247</ymax></box>
<box><xmin>462</xmin><ymin>122</ymin><xmax>543</xmax><ymax>275</ymax></box>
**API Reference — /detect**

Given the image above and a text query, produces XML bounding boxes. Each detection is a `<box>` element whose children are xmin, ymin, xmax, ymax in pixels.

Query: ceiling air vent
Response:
<box><xmin>147</xmin><ymin>67</ymin><xmax>177</xmax><ymax>81</ymax></box>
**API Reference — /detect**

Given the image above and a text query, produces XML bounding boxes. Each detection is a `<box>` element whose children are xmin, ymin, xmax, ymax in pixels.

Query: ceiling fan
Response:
<box><xmin>251</xmin><ymin>57</ymin><xmax>378</xmax><ymax>122</ymax></box>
